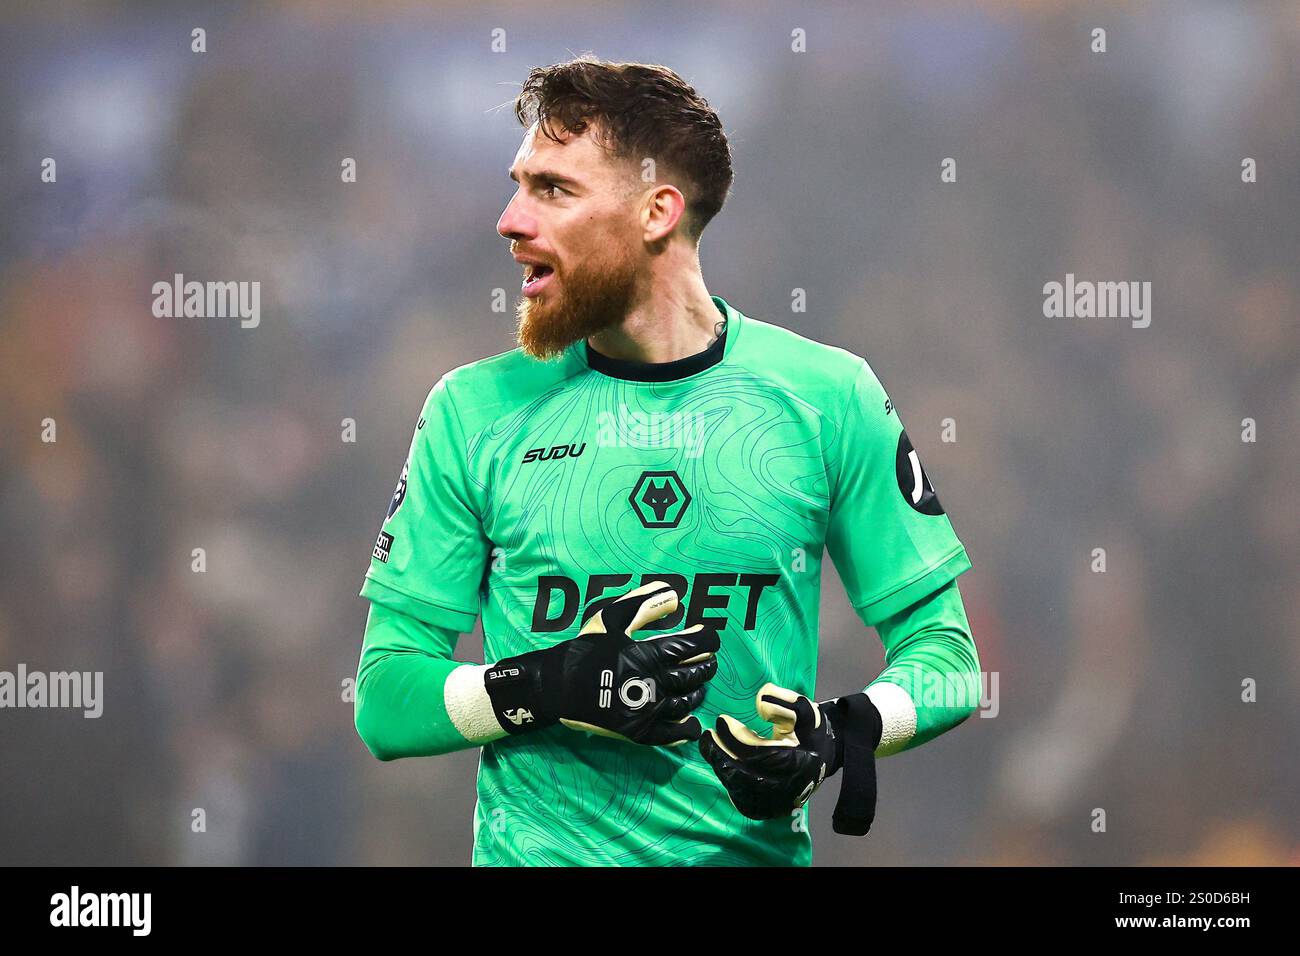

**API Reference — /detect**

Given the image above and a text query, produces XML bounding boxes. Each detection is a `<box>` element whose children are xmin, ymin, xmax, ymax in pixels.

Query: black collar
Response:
<box><xmin>586</xmin><ymin>324</ymin><xmax>727</xmax><ymax>382</ymax></box>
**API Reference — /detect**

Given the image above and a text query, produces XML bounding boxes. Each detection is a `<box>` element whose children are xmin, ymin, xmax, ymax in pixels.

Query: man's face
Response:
<box><xmin>498</xmin><ymin>121</ymin><xmax>643</xmax><ymax>359</ymax></box>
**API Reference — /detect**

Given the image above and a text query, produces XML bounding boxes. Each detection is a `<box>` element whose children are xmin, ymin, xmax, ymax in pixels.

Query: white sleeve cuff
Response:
<box><xmin>866</xmin><ymin>681</ymin><xmax>917</xmax><ymax>756</ymax></box>
<box><xmin>444</xmin><ymin>664</ymin><xmax>508</xmax><ymax>745</ymax></box>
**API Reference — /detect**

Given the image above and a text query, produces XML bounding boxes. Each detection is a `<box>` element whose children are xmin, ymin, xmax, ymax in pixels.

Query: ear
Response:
<box><xmin>640</xmin><ymin>181</ymin><xmax>688</xmax><ymax>243</ymax></box>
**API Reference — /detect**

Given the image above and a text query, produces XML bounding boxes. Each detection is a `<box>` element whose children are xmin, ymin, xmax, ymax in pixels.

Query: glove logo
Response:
<box><xmin>503</xmin><ymin>708</ymin><xmax>535</xmax><ymax>725</ymax></box>
<box><xmin>628</xmin><ymin>471</ymin><xmax>692</xmax><ymax>528</ymax></box>
<box><xmin>598</xmin><ymin>669</ymin><xmax>613</xmax><ymax>708</ymax></box>
<box><xmin>619</xmin><ymin>677</ymin><xmax>656</xmax><ymax>710</ymax></box>
<box><xmin>895</xmin><ymin>431</ymin><xmax>945</xmax><ymax>515</ymax></box>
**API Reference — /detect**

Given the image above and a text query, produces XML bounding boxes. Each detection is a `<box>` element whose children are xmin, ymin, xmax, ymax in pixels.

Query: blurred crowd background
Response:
<box><xmin>1</xmin><ymin>1</ymin><xmax>1297</xmax><ymax>866</ymax></box>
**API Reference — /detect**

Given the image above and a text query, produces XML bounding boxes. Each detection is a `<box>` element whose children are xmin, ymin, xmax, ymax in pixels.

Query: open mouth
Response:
<box><xmin>522</xmin><ymin>263</ymin><xmax>555</xmax><ymax>297</ymax></box>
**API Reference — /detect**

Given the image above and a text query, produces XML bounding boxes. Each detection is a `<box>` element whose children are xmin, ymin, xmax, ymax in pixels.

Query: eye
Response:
<box><xmin>540</xmin><ymin>182</ymin><xmax>563</xmax><ymax>199</ymax></box>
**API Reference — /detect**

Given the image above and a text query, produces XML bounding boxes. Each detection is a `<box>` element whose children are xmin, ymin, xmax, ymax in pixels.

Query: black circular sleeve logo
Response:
<box><xmin>895</xmin><ymin>431</ymin><xmax>945</xmax><ymax>515</ymax></box>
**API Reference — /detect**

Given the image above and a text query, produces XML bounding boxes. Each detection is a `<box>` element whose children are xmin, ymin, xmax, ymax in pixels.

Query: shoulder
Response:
<box><xmin>729</xmin><ymin>312</ymin><xmax>875</xmax><ymax>413</ymax></box>
<box><xmin>423</xmin><ymin>346</ymin><xmax>585</xmax><ymax>438</ymax></box>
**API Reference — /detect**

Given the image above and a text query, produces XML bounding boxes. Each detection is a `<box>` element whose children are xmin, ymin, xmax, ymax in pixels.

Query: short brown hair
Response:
<box><xmin>513</xmin><ymin>56</ymin><xmax>733</xmax><ymax>242</ymax></box>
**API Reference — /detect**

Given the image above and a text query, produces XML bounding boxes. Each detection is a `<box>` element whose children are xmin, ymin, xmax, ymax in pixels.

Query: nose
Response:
<box><xmin>497</xmin><ymin>192</ymin><xmax>536</xmax><ymax>243</ymax></box>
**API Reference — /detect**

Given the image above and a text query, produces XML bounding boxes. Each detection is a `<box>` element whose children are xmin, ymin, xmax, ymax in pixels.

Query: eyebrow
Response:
<box><xmin>507</xmin><ymin>166</ymin><xmax>583</xmax><ymax>190</ymax></box>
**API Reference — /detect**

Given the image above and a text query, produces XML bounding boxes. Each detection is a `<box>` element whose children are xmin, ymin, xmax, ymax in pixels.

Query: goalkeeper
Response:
<box><xmin>354</xmin><ymin>57</ymin><xmax>980</xmax><ymax>865</ymax></box>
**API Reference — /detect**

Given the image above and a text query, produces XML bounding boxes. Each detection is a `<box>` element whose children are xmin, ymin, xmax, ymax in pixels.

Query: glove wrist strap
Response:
<box><xmin>825</xmin><ymin>693</ymin><xmax>883</xmax><ymax>836</ymax></box>
<box><xmin>483</xmin><ymin>649</ymin><xmax>557</xmax><ymax>735</ymax></box>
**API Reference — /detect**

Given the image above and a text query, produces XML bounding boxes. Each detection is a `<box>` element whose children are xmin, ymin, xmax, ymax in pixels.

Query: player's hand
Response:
<box><xmin>484</xmin><ymin>581</ymin><xmax>720</xmax><ymax>746</ymax></box>
<box><xmin>700</xmin><ymin>683</ymin><xmax>883</xmax><ymax>834</ymax></box>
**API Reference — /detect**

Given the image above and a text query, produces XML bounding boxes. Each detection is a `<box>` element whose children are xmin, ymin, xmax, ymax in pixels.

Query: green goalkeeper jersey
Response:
<box><xmin>360</xmin><ymin>296</ymin><xmax>973</xmax><ymax>866</ymax></box>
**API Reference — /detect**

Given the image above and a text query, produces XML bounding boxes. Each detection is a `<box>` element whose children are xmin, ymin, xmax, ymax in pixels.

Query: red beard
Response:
<box><xmin>516</xmin><ymin>247</ymin><xmax>640</xmax><ymax>359</ymax></box>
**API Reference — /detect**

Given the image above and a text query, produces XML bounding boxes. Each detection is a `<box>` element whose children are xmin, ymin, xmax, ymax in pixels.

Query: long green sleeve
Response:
<box><xmin>868</xmin><ymin>578</ymin><xmax>981</xmax><ymax>753</ymax></box>
<box><xmin>354</xmin><ymin>601</ymin><xmax>480</xmax><ymax>760</ymax></box>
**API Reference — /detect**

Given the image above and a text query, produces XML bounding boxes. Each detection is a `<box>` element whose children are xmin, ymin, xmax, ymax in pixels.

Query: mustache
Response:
<box><xmin>513</xmin><ymin>250</ymin><xmax>557</xmax><ymax>268</ymax></box>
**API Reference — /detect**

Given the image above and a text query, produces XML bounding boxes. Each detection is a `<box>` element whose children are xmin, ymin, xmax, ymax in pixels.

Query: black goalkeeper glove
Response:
<box><xmin>700</xmin><ymin>682</ymin><xmax>883</xmax><ymax>835</ymax></box>
<box><xmin>484</xmin><ymin>581</ymin><xmax>720</xmax><ymax>746</ymax></box>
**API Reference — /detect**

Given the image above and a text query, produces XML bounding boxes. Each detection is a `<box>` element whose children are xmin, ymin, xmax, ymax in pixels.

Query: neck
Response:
<box><xmin>587</xmin><ymin>266</ymin><xmax>721</xmax><ymax>363</ymax></box>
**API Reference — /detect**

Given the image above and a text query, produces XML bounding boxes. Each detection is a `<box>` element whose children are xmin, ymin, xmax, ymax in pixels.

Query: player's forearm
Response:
<box><xmin>866</xmin><ymin>579</ymin><xmax>981</xmax><ymax>755</ymax></box>
<box><xmin>354</xmin><ymin>602</ymin><xmax>505</xmax><ymax>760</ymax></box>
<box><xmin>355</xmin><ymin>655</ymin><xmax>505</xmax><ymax>760</ymax></box>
